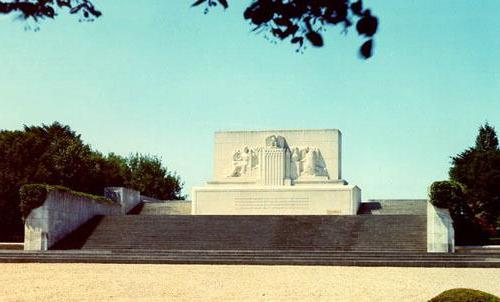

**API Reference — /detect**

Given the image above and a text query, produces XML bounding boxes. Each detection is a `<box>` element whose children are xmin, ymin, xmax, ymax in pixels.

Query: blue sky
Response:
<box><xmin>1</xmin><ymin>1</ymin><xmax>499</xmax><ymax>200</ymax></box>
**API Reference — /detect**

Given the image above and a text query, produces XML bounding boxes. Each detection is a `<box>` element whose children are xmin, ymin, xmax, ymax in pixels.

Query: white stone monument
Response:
<box><xmin>192</xmin><ymin>129</ymin><xmax>361</xmax><ymax>215</ymax></box>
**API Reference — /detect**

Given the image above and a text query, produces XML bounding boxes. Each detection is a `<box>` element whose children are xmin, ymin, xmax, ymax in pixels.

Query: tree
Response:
<box><xmin>429</xmin><ymin>181</ymin><xmax>485</xmax><ymax>244</ymax></box>
<box><xmin>0</xmin><ymin>0</ymin><xmax>378</xmax><ymax>58</ymax></box>
<box><xmin>450</xmin><ymin>148</ymin><xmax>500</xmax><ymax>234</ymax></box>
<box><xmin>0</xmin><ymin>122</ymin><xmax>184</xmax><ymax>241</ymax></box>
<box><xmin>430</xmin><ymin>123</ymin><xmax>500</xmax><ymax>243</ymax></box>
<box><xmin>475</xmin><ymin>122</ymin><xmax>499</xmax><ymax>151</ymax></box>
<box><xmin>126</xmin><ymin>153</ymin><xmax>185</xmax><ymax>200</ymax></box>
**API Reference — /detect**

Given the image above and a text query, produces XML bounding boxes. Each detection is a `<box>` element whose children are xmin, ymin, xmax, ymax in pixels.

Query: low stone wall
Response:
<box><xmin>24</xmin><ymin>187</ymin><xmax>141</xmax><ymax>250</ymax></box>
<box><xmin>427</xmin><ymin>201</ymin><xmax>455</xmax><ymax>253</ymax></box>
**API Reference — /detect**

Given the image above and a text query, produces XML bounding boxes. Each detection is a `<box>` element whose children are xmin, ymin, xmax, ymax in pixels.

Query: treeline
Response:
<box><xmin>430</xmin><ymin>123</ymin><xmax>500</xmax><ymax>244</ymax></box>
<box><xmin>0</xmin><ymin>122</ymin><xmax>184</xmax><ymax>241</ymax></box>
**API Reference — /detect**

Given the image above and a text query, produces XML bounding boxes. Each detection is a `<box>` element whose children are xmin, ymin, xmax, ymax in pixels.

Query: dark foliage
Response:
<box><xmin>19</xmin><ymin>184</ymin><xmax>47</xmax><ymax>219</ymax></box>
<box><xmin>0</xmin><ymin>0</ymin><xmax>100</xmax><ymax>22</ymax></box>
<box><xmin>429</xmin><ymin>288</ymin><xmax>500</xmax><ymax>302</ymax></box>
<box><xmin>0</xmin><ymin>122</ymin><xmax>184</xmax><ymax>241</ymax></box>
<box><xmin>429</xmin><ymin>123</ymin><xmax>500</xmax><ymax>244</ymax></box>
<box><xmin>429</xmin><ymin>181</ymin><xmax>487</xmax><ymax>245</ymax></box>
<box><xmin>450</xmin><ymin>148</ymin><xmax>500</xmax><ymax>235</ymax></box>
<box><xmin>126</xmin><ymin>153</ymin><xmax>185</xmax><ymax>201</ymax></box>
<box><xmin>475</xmin><ymin>122</ymin><xmax>499</xmax><ymax>151</ymax></box>
<box><xmin>430</xmin><ymin>181</ymin><xmax>465</xmax><ymax>210</ymax></box>
<box><xmin>0</xmin><ymin>1</ymin><xmax>378</xmax><ymax>58</ymax></box>
<box><xmin>194</xmin><ymin>0</ymin><xmax>378</xmax><ymax>58</ymax></box>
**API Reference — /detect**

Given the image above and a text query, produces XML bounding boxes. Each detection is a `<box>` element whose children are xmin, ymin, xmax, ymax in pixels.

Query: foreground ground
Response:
<box><xmin>0</xmin><ymin>264</ymin><xmax>499</xmax><ymax>301</ymax></box>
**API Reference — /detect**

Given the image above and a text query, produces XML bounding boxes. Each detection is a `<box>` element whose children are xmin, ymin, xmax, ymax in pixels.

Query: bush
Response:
<box><xmin>429</xmin><ymin>180</ymin><xmax>489</xmax><ymax>244</ymax></box>
<box><xmin>429</xmin><ymin>288</ymin><xmax>500</xmax><ymax>302</ymax></box>
<box><xmin>429</xmin><ymin>180</ymin><xmax>464</xmax><ymax>209</ymax></box>
<box><xmin>19</xmin><ymin>184</ymin><xmax>115</xmax><ymax>219</ymax></box>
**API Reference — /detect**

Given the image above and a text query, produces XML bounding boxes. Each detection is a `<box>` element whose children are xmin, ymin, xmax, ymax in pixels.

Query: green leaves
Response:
<box><xmin>198</xmin><ymin>0</ymin><xmax>379</xmax><ymax>58</ymax></box>
<box><xmin>0</xmin><ymin>122</ymin><xmax>185</xmax><ymax>239</ymax></box>
<box><xmin>434</xmin><ymin>122</ymin><xmax>500</xmax><ymax>240</ymax></box>
<box><xmin>126</xmin><ymin>153</ymin><xmax>184</xmax><ymax>200</ymax></box>
<box><xmin>475</xmin><ymin>122</ymin><xmax>499</xmax><ymax>151</ymax></box>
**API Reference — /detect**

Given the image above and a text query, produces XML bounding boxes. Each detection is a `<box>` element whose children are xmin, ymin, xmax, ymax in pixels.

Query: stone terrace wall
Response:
<box><xmin>24</xmin><ymin>187</ymin><xmax>141</xmax><ymax>250</ymax></box>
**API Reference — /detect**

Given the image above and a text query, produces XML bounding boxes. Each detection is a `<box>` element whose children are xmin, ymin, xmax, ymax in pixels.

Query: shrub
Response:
<box><xmin>429</xmin><ymin>180</ymin><xmax>465</xmax><ymax>209</ymax></box>
<box><xmin>429</xmin><ymin>288</ymin><xmax>500</xmax><ymax>302</ymax></box>
<box><xmin>19</xmin><ymin>184</ymin><xmax>115</xmax><ymax>219</ymax></box>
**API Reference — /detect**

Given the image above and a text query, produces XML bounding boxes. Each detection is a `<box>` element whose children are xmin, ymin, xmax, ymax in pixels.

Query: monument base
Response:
<box><xmin>191</xmin><ymin>184</ymin><xmax>361</xmax><ymax>215</ymax></box>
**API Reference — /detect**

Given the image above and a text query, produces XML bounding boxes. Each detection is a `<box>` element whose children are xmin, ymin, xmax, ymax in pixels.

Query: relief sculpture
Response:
<box><xmin>290</xmin><ymin>147</ymin><xmax>328</xmax><ymax>179</ymax></box>
<box><xmin>228</xmin><ymin>136</ymin><xmax>328</xmax><ymax>179</ymax></box>
<box><xmin>229</xmin><ymin>147</ymin><xmax>258</xmax><ymax>177</ymax></box>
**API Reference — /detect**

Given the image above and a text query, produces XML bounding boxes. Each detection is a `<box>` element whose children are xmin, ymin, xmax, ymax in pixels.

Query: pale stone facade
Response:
<box><xmin>192</xmin><ymin>129</ymin><xmax>361</xmax><ymax>215</ymax></box>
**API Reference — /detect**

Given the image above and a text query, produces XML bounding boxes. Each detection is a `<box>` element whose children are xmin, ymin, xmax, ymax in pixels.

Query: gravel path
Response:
<box><xmin>0</xmin><ymin>264</ymin><xmax>499</xmax><ymax>301</ymax></box>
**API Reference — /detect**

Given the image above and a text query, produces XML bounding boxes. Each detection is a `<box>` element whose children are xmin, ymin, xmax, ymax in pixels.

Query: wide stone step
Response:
<box><xmin>1</xmin><ymin>250</ymin><xmax>499</xmax><ymax>267</ymax></box>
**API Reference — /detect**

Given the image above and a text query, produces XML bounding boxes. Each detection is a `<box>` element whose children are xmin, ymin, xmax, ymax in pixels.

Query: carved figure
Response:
<box><xmin>229</xmin><ymin>147</ymin><xmax>248</xmax><ymax>177</ymax></box>
<box><xmin>265</xmin><ymin>135</ymin><xmax>287</xmax><ymax>148</ymax></box>
<box><xmin>314</xmin><ymin>149</ymin><xmax>328</xmax><ymax>176</ymax></box>
<box><xmin>302</xmin><ymin>147</ymin><xmax>316</xmax><ymax>176</ymax></box>
<box><xmin>290</xmin><ymin>147</ymin><xmax>301</xmax><ymax>179</ymax></box>
<box><xmin>266</xmin><ymin>135</ymin><xmax>278</xmax><ymax>148</ymax></box>
<box><xmin>229</xmin><ymin>147</ymin><xmax>258</xmax><ymax>177</ymax></box>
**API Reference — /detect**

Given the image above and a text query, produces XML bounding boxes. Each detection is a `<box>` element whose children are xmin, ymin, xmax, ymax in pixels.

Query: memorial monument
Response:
<box><xmin>192</xmin><ymin>129</ymin><xmax>361</xmax><ymax>215</ymax></box>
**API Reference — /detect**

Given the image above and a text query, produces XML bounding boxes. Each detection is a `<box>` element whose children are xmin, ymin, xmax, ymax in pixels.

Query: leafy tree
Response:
<box><xmin>450</xmin><ymin>148</ymin><xmax>500</xmax><ymax>234</ymax></box>
<box><xmin>475</xmin><ymin>122</ymin><xmax>499</xmax><ymax>151</ymax></box>
<box><xmin>429</xmin><ymin>181</ymin><xmax>486</xmax><ymax>244</ymax></box>
<box><xmin>0</xmin><ymin>0</ymin><xmax>378</xmax><ymax>58</ymax></box>
<box><xmin>126</xmin><ymin>153</ymin><xmax>185</xmax><ymax>200</ymax></box>
<box><xmin>430</xmin><ymin>123</ymin><xmax>500</xmax><ymax>243</ymax></box>
<box><xmin>0</xmin><ymin>122</ymin><xmax>184</xmax><ymax>241</ymax></box>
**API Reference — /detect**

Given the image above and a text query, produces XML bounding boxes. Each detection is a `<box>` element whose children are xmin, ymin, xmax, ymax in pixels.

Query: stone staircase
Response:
<box><xmin>3</xmin><ymin>200</ymin><xmax>498</xmax><ymax>267</ymax></box>
<box><xmin>75</xmin><ymin>215</ymin><xmax>427</xmax><ymax>252</ymax></box>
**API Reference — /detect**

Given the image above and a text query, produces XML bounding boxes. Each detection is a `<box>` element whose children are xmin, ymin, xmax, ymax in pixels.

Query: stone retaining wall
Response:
<box><xmin>24</xmin><ymin>187</ymin><xmax>140</xmax><ymax>250</ymax></box>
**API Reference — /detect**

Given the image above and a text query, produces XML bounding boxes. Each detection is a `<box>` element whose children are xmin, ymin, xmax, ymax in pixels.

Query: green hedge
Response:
<box><xmin>429</xmin><ymin>288</ymin><xmax>500</xmax><ymax>302</ymax></box>
<box><xmin>19</xmin><ymin>184</ymin><xmax>116</xmax><ymax>219</ymax></box>
<box><xmin>429</xmin><ymin>180</ymin><xmax>464</xmax><ymax>209</ymax></box>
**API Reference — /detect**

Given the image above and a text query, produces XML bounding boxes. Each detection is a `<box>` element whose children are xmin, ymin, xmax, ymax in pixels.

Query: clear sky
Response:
<box><xmin>1</xmin><ymin>1</ymin><xmax>499</xmax><ymax>200</ymax></box>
